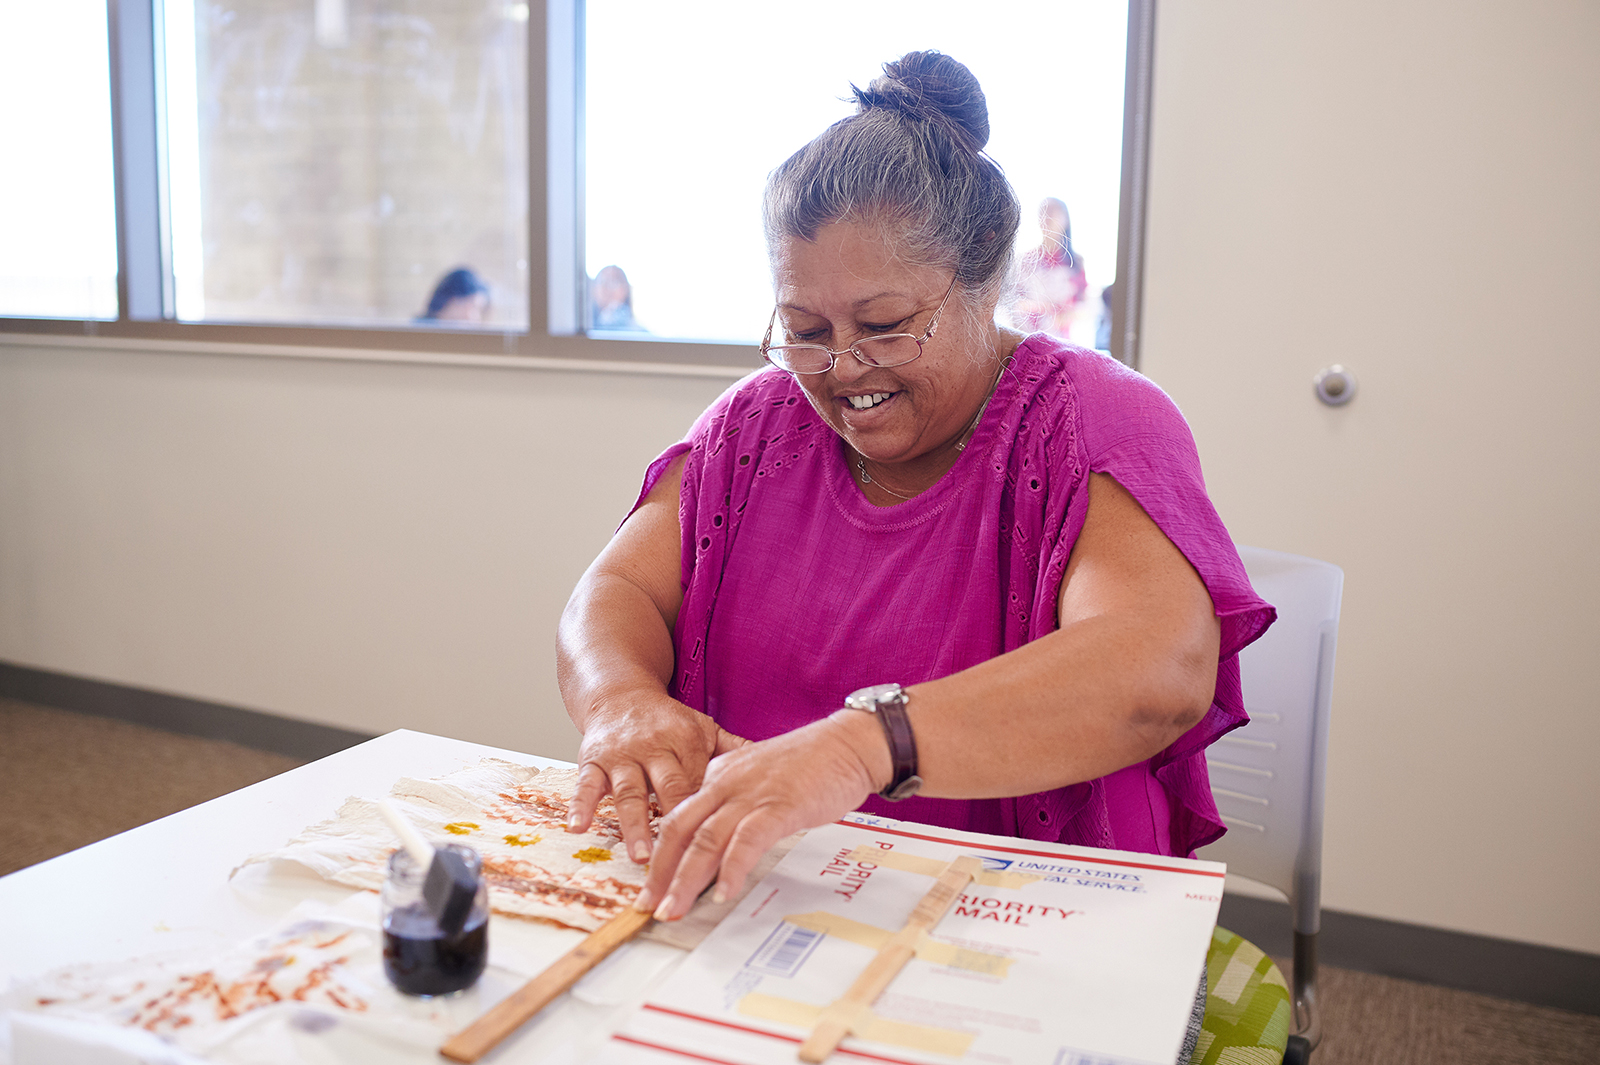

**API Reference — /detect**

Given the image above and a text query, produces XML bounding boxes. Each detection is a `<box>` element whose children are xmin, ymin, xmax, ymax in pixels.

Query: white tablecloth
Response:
<box><xmin>0</xmin><ymin>730</ymin><xmax>685</xmax><ymax>1064</ymax></box>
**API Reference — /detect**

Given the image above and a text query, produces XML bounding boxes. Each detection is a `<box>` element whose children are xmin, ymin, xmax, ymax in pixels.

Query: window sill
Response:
<box><xmin>0</xmin><ymin>329</ymin><xmax>753</xmax><ymax>381</ymax></box>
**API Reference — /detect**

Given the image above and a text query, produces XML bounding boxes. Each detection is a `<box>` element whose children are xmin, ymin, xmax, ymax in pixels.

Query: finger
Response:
<box><xmin>566</xmin><ymin>762</ymin><xmax>612</xmax><ymax>834</ymax></box>
<box><xmin>647</xmin><ymin>758</ymin><xmax>701</xmax><ymax>817</ymax></box>
<box><xmin>635</xmin><ymin>787</ymin><xmax>721</xmax><ymax>916</ymax></box>
<box><xmin>606</xmin><ymin>762</ymin><xmax>657</xmax><ymax>864</ymax></box>
<box><xmin>713</xmin><ymin>728</ymin><xmax>750</xmax><ymax>757</ymax></box>
<box><xmin>709</xmin><ymin>812</ymin><xmax>783</xmax><ymax>905</ymax></box>
<box><xmin>654</xmin><ymin>806</ymin><xmax>744</xmax><ymax>921</ymax></box>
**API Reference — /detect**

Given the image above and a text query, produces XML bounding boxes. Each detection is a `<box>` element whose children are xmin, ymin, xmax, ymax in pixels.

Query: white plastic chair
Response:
<box><xmin>1198</xmin><ymin>546</ymin><xmax>1343</xmax><ymax>1063</ymax></box>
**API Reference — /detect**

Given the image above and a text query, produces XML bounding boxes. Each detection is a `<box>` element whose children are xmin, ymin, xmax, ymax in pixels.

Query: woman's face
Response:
<box><xmin>436</xmin><ymin>292</ymin><xmax>489</xmax><ymax>321</ymax></box>
<box><xmin>771</xmin><ymin>222</ymin><xmax>1001</xmax><ymax>473</ymax></box>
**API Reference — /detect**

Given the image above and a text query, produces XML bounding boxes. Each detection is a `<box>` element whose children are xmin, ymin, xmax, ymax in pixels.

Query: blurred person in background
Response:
<box><xmin>1011</xmin><ymin>196</ymin><xmax>1087</xmax><ymax>340</ymax></box>
<box><xmin>590</xmin><ymin>264</ymin><xmax>646</xmax><ymax>331</ymax></box>
<box><xmin>418</xmin><ymin>267</ymin><xmax>491</xmax><ymax>323</ymax></box>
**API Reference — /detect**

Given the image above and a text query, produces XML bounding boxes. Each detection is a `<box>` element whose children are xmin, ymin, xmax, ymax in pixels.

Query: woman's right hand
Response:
<box><xmin>559</xmin><ymin>452</ymin><xmax>715</xmax><ymax>864</ymax></box>
<box><xmin>565</xmin><ymin>693</ymin><xmax>747</xmax><ymax>863</ymax></box>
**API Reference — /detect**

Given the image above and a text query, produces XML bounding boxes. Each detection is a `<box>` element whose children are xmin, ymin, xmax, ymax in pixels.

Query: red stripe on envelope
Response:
<box><xmin>637</xmin><ymin>1004</ymin><xmax>935</xmax><ymax>1065</ymax></box>
<box><xmin>642</xmin><ymin>1003</ymin><xmax>796</xmax><ymax>1043</ymax></box>
<box><xmin>611</xmin><ymin>1033</ymin><xmax>753</xmax><ymax>1064</ymax></box>
<box><xmin>833</xmin><ymin>819</ymin><xmax>1227</xmax><ymax>877</ymax></box>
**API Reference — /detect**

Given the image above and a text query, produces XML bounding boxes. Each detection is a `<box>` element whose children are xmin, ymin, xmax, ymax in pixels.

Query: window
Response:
<box><xmin>584</xmin><ymin>1</ymin><xmax>1130</xmax><ymax>350</ymax></box>
<box><xmin>163</xmin><ymin>0</ymin><xmax>529</xmax><ymax>329</ymax></box>
<box><xmin>1</xmin><ymin>0</ymin><xmax>1152</xmax><ymax>369</ymax></box>
<box><xmin>0</xmin><ymin>0</ymin><xmax>119</xmax><ymax>320</ymax></box>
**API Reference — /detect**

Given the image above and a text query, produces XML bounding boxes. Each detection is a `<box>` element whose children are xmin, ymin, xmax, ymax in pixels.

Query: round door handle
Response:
<box><xmin>1314</xmin><ymin>365</ymin><xmax>1357</xmax><ymax>406</ymax></box>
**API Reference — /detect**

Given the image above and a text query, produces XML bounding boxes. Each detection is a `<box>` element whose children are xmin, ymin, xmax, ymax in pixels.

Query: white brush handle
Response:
<box><xmin>377</xmin><ymin>799</ymin><xmax>435</xmax><ymax>867</ymax></box>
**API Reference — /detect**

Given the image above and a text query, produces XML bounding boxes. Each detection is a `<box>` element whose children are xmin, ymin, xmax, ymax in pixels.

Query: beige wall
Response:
<box><xmin>1141</xmin><ymin>1</ymin><xmax>1600</xmax><ymax>954</ymax></box>
<box><xmin>3</xmin><ymin>1</ymin><xmax>1596</xmax><ymax>955</ymax></box>
<box><xmin>0</xmin><ymin>339</ymin><xmax>733</xmax><ymax>761</ymax></box>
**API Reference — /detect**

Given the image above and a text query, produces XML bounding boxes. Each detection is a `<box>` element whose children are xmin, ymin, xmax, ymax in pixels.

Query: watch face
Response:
<box><xmin>846</xmin><ymin>683</ymin><xmax>902</xmax><ymax>709</ymax></box>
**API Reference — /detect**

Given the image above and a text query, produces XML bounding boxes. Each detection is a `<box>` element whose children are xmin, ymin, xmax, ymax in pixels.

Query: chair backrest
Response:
<box><xmin>1197</xmin><ymin>546</ymin><xmax>1343</xmax><ymax>937</ymax></box>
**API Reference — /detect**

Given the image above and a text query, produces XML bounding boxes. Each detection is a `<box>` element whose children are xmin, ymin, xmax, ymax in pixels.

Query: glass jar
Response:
<box><xmin>380</xmin><ymin>844</ymin><xmax>489</xmax><ymax>996</ymax></box>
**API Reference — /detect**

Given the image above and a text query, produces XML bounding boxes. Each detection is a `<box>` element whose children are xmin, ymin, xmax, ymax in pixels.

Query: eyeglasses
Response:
<box><xmin>759</xmin><ymin>278</ymin><xmax>958</xmax><ymax>375</ymax></box>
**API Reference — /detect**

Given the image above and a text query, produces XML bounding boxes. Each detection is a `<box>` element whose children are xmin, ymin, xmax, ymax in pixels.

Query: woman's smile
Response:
<box><xmin>842</xmin><ymin>390</ymin><xmax>896</xmax><ymax>412</ymax></box>
<box><xmin>772</xmin><ymin>222</ymin><xmax>1008</xmax><ymax>486</ymax></box>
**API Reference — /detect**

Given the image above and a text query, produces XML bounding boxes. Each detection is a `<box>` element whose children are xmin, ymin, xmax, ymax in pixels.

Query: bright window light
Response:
<box><xmin>0</xmin><ymin>0</ymin><xmax>119</xmax><ymax>320</ymax></box>
<box><xmin>585</xmin><ymin>1</ymin><xmax>1128</xmax><ymax>346</ymax></box>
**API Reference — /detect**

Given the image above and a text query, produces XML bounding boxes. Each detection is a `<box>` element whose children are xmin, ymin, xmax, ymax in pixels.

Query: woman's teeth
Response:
<box><xmin>848</xmin><ymin>392</ymin><xmax>892</xmax><ymax>410</ymax></box>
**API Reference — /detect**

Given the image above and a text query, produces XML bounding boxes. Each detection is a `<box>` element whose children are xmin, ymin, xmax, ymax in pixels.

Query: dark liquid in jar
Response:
<box><xmin>382</xmin><ymin>902</ymin><xmax>488</xmax><ymax>996</ymax></box>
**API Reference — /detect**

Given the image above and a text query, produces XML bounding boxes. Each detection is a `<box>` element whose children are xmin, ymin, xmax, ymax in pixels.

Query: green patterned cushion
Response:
<box><xmin>1192</xmin><ymin>926</ymin><xmax>1292</xmax><ymax>1065</ymax></box>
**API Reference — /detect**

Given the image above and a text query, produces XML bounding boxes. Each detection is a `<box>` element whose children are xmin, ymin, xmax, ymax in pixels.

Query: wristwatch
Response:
<box><xmin>843</xmin><ymin>683</ymin><xmax>923</xmax><ymax>801</ymax></box>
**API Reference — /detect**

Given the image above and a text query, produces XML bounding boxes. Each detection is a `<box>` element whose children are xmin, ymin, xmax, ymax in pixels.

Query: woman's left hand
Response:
<box><xmin>634</xmin><ymin>710</ymin><xmax>888</xmax><ymax>920</ymax></box>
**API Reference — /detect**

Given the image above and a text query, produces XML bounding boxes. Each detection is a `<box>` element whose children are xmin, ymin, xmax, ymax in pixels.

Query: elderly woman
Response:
<box><xmin>559</xmin><ymin>52</ymin><xmax>1273</xmax><ymax>924</ymax></box>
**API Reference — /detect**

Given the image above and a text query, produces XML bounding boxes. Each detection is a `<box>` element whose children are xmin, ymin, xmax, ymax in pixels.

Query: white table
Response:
<box><xmin>0</xmin><ymin>729</ymin><xmax>685</xmax><ymax>1063</ymax></box>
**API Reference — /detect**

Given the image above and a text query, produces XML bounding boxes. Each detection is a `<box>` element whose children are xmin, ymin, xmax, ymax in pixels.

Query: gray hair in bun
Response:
<box><xmin>764</xmin><ymin>51</ymin><xmax>1021</xmax><ymax>307</ymax></box>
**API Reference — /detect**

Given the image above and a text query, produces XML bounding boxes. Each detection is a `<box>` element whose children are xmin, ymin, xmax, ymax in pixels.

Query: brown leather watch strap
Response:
<box><xmin>874</xmin><ymin>690</ymin><xmax>921</xmax><ymax>800</ymax></box>
<box><xmin>844</xmin><ymin>683</ymin><xmax>923</xmax><ymax>801</ymax></box>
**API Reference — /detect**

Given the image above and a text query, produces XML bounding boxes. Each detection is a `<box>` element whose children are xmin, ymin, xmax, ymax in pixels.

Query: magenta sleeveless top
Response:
<box><xmin>630</xmin><ymin>335</ymin><xmax>1275</xmax><ymax>857</ymax></box>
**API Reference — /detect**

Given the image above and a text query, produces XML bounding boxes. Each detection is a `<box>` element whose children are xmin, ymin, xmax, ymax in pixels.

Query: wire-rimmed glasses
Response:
<box><xmin>759</xmin><ymin>278</ymin><xmax>958</xmax><ymax>375</ymax></box>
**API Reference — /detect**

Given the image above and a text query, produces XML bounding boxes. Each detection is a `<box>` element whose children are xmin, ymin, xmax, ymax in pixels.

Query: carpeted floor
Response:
<box><xmin>1305</xmin><ymin>961</ymin><xmax>1599</xmax><ymax>1064</ymax></box>
<box><xmin>2</xmin><ymin>697</ymin><xmax>1596</xmax><ymax>1063</ymax></box>
<box><xmin>0</xmin><ymin>697</ymin><xmax>303</xmax><ymax>877</ymax></box>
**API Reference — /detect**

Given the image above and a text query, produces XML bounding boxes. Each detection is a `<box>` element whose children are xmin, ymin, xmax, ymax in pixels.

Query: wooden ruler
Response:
<box><xmin>798</xmin><ymin>854</ymin><xmax>982</xmax><ymax>1063</ymax></box>
<box><xmin>439</xmin><ymin>906</ymin><xmax>652</xmax><ymax>1063</ymax></box>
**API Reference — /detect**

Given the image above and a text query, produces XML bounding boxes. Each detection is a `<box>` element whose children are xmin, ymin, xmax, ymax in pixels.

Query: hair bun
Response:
<box><xmin>852</xmin><ymin>50</ymin><xmax>990</xmax><ymax>153</ymax></box>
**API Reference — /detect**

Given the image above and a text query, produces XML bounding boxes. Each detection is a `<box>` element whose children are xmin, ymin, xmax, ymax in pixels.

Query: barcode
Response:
<box><xmin>744</xmin><ymin>921</ymin><xmax>823</xmax><ymax>977</ymax></box>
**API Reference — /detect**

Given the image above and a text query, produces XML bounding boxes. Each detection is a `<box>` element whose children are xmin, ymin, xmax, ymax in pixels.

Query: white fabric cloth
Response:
<box><xmin>1</xmin><ymin>896</ymin><xmax>679</xmax><ymax>1065</ymax></box>
<box><xmin>235</xmin><ymin>760</ymin><xmax>649</xmax><ymax>932</ymax></box>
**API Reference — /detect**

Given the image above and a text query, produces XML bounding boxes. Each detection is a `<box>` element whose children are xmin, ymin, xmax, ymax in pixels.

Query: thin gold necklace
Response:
<box><xmin>854</xmin><ymin>456</ymin><xmax>916</xmax><ymax>500</ymax></box>
<box><xmin>854</xmin><ymin>355</ymin><xmax>1012</xmax><ymax>501</ymax></box>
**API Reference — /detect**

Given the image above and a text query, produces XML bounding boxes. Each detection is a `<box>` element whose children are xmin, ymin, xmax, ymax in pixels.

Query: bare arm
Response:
<box><xmin>636</xmin><ymin>472</ymin><xmax>1221</xmax><ymax>918</ymax></box>
<box><xmin>908</xmin><ymin>470</ymin><xmax>1221</xmax><ymax>797</ymax></box>
<box><xmin>557</xmin><ymin>453</ymin><xmax>744</xmax><ymax>863</ymax></box>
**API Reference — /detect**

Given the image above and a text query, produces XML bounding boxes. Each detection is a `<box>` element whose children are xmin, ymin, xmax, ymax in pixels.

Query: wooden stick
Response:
<box><xmin>797</xmin><ymin>855</ymin><xmax>982</xmax><ymax>1064</ymax></box>
<box><xmin>439</xmin><ymin>906</ymin><xmax>652</xmax><ymax>1063</ymax></box>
